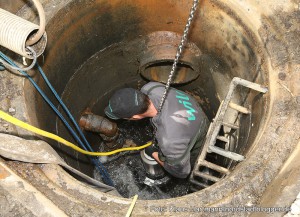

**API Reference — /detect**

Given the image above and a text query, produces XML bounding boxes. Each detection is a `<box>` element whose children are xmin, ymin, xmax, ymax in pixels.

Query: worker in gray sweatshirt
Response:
<box><xmin>104</xmin><ymin>82</ymin><xmax>209</xmax><ymax>178</ymax></box>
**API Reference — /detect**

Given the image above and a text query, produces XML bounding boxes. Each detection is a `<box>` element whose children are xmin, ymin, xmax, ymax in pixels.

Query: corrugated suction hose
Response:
<box><xmin>0</xmin><ymin>2</ymin><xmax>47</xmax><ymax>59</ymax></box>
<box><xmin>25</xmin><ymin>0</ymin><xmax>46</xmax><ymax>46</ymax></box>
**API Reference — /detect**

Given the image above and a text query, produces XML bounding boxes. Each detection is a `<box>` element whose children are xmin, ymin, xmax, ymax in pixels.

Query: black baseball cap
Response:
<box><xmin>104</xmin><ymin>88</ymin><xmax>146</xmax><ymax>120</ymax></box>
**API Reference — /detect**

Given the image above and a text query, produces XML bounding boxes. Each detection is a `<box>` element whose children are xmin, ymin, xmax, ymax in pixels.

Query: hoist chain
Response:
<box><xmin>157</xmin><ymin>0</ymin><xmax>200</xmax><ymax>113</ymax></box>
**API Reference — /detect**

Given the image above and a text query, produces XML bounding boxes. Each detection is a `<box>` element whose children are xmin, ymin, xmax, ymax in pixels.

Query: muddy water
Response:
<box><xmin>93</xmin><ymin>118</ymin><xmax>192</xmax><ymax>199</ymax></box>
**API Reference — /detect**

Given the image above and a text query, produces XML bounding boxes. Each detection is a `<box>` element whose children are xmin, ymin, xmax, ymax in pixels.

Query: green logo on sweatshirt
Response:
<box><xmin>175</xmin><ymin>90</ymin><xmax>196</xmax><ymax>121</ymax></box>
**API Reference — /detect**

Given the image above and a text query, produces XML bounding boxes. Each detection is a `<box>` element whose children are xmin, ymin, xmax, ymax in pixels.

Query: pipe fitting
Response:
<box><xmin>139</xmin><ymin>31</ymin><xmax>202</xmax><ymax>84</ymax></box>
<box><xmin>79</xmin><ymin>113</ymin><xmax>124</xmax><ymax>150</ymax></box>
<box><xmin>79</xmin><ymin>114</ymin><xmax>118</xmax><ymax>137</ymax></box>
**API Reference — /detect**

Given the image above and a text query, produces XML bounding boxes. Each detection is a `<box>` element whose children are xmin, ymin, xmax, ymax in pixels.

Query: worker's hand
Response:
<box><xmin>145</xmin><ymin>143</ymin><xmax>159</xmax><ymax>158</ymax></box>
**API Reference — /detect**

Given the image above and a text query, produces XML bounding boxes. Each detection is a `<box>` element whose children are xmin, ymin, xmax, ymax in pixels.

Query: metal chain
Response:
<box><xmin>157</xmin><ymin>0</ymin><xmax>199</xmax><ymax>113</ymax></box>
<box><xmin>150</xmin><ymin>0</ymin><xmax>199</xmax><ymax>146</ymax></box>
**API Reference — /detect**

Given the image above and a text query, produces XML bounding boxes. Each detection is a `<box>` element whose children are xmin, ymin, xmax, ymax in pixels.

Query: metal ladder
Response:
<box><xmin>189</xmin><ymin>77</ymin><xmax>268</xmax><ymax>191</ymax></box>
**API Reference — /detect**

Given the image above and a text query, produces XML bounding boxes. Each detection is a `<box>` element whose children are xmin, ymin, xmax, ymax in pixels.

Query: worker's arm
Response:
<box><xmin>145</xmin><ymin>140</ymin><xmax>190</xmax><ymax>178</ymax></box>
<box><xmin>152</xmin><ymin>150</ymin><xmax>191</xmax><ymax>178</ymax></box>
<box><xmin>152</xmin><ymin>152</ymin><xmax>164</xmax><ymax>166</ymax></box>
<box><xmin>153</xmin><ymin>151</ymin><xmax>191</xmax><ymax>178</ymax></box>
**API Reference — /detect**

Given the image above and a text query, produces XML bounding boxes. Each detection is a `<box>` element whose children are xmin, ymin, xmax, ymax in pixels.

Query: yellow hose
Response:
<box><xmin>0</xmin><ymin>110</ymin><xmax>152</xmax><ymax>156</ymax></box>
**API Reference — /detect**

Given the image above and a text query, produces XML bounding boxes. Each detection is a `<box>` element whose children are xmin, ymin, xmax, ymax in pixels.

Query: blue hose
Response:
<box><xmin>36</xmin><ymin>64</ymin><xmax>113</xmax><ymax>186</ymax></box>
<box><xmin>0</xmin><ymin>52</ymin><xmax>113</xmax><ymax>186</ymax></box>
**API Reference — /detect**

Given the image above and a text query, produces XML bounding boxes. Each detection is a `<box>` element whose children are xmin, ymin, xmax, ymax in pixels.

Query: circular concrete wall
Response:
<box><xmin>0</xmin><ymin>0</ymin><xmax>299</xmax><ymax>216</ymax></box>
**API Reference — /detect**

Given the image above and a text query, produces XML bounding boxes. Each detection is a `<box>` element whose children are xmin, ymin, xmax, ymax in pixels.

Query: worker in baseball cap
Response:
<box><xmin>104</xmin><ymin>82</ymin><xmax>209</xmax><ymax>178</ymax></box>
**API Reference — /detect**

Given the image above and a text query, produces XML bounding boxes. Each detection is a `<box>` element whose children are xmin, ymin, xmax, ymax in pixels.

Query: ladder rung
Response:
<box><xmin>194</xmin><ymin>171</ymin><xmax>220</xmax><ymax>182</ymax></box>
<box><xmin>189</xmin><ymin>178</ymin><xmax>210</xmax><ymax>188</ymax></box>
<box><xmin>208</xmin><ymin>146</ymin><xmax>245</xmax><ymax>161</ymax></box>
<box><xmin>200</xmin><ymin>160</ymin><xmax>230</xmax><ymax>175</ymax></box>
<box><xmin>222</xmin><ymin>122</ymin><xmax>239</xmax><ymax>129</ymax></box>
<box><xmin>229</xmin><ymin>102</ymin><xmax>250</xmax><ymax>114</ymax></box>
<box><xmin>234</xmin><ymin>77</ymin><xmax>268</xmax><ymax>93</ymax></box>
<box><xmin>217</xmin><ymin>136</ymin><xmax>229</xmax><ymax>143</ymax></box>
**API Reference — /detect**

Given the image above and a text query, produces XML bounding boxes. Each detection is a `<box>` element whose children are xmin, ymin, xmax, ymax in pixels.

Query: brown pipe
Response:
<box><xmin>79</xmin><ymin>114</ymin><xmax>118</xmax><ymax>137</ymax></box>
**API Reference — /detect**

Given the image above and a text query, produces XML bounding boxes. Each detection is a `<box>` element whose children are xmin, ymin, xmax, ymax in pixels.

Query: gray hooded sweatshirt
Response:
<box><xmin>141</xmin><ymin>82</ymin><xmax>209</xmax><ymax>178</ymax></box>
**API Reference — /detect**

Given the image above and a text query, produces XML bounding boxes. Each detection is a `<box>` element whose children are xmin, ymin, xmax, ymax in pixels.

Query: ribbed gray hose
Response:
<box><xmin>26</xmin><ymin>0</ymin><xmax>46</xmax><ymax>46</ymax></box>
<box><xmin>0</xmin><ymin>1</ymin><xmax>46</xmax><ymax>59</ymax></box>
